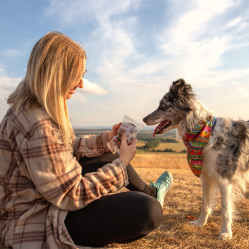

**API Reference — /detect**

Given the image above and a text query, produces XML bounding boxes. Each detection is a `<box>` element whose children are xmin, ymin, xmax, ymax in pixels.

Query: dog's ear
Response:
<box><xmin>170</xmin><ymin>79</ymin><xmax>193</xmax><ymax>98</ymax></box>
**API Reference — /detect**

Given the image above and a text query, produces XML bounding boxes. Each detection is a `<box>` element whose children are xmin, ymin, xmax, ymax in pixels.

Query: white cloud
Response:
<box><xmin>0</xmin><ymin>49</ymin><xmax>23</xmax><ymax>60</ymax></box>
<box><xmin>0</xmin><ymin>67</ymin><xmax>21</xmax><ymax>99</ymax></box>
<box><xmin>83</xmin><ymin>79</ymin><xmax>108</xmax><ymax>95</ymax></box>
<box><xmin>67</xmin><ymin>92</ymin><xmax>87</xmax><ymax>104</ymax></box>
<box><xmin>129</xmin><ymin>59</ymin><xmax>169</xmax><ymax>77</ymax></box>
<box><xmin>152</xmin><ymin>0</ymin><xmax>249</xmax><ymax>89</ymax></box>
<box><xmin>126</xmin><ymin>82</ymin><xmax>163</xmax><ymax>89</ymax></box>
<box><xmin>31</xmin><ymin>0</ymin><xmax>249</xmax><ymax>125</ymax></box>
<box><xmin>46</xmin><ymin>0</ymin><xmax>142</xmax><ymax>25</ymax></box>
<box><xmin>158</xmin><ymin>1</ymin><xmax>234</xmax><ymax>62</ymax></box>
<box><xmin>46</xmin><ymin>0</ymin><xmax>141</xmax><ymax>83</ymax></box>
<box><xmin>227</xmin><ymin>17</ymin><xmax>242</xmax><ymax>27</ymax></box>
<box><xmin>0</xmin><ymin>67</ymin><xmax>22</xmax><ymax>118</ymax></box>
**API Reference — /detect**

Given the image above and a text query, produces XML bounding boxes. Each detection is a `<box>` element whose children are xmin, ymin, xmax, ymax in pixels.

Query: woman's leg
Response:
<box><xmin>78</xmin><ymin>153</ymin><xmax>156</xmax><ymax>197</ymax></box>
<box><xmin>65</xmin><ymin>191</ymin><xmax>162</xmax><ymax>247</ymax></box>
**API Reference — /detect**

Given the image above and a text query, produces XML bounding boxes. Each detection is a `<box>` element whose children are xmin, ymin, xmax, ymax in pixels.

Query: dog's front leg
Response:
<box><xmin>191</xmin><ymin>174</ymin><xmax>216</xmax><ymax>227</ymax></box>
<box><xmin>218</xmin><ymin>183</ymin><xmax>233</xmax><ymax>240</ymax></box>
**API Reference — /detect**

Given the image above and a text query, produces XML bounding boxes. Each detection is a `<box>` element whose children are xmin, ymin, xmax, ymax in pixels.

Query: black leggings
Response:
<box><xmin>65</xmin><ymin>153</ymin><xmax>162</xmax><ymax>247</ymax></box>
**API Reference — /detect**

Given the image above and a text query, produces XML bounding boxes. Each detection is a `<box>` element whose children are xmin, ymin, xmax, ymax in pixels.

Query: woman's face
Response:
<box><xmin>66</xmin><ymin>59</ymin><xmax>86</xmax><ymax>100</ymax></box>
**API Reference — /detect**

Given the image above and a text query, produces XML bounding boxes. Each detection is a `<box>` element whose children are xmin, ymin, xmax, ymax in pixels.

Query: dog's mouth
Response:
<box><xmin>153</xmin><ymin>120</ymin><xmax>172</xmax><ymax>137</ymax></box>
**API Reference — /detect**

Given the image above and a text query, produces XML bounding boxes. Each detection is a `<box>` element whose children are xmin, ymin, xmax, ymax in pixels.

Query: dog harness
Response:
<box><xmin>182</xmin><ymin>116</ymin><xmax>216</xmax><ymax>177</ymax></box>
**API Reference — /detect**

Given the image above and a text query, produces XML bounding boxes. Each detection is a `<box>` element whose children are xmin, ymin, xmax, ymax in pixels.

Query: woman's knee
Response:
<box><xmin>131</xmin><ymin>192</ymin><xmax>163</xmax><ymax>233</ymax></box>
<box><xmin>143</xmin><ymin>195</ymin><xmax>163</xmax><ymax>230</ymax></box>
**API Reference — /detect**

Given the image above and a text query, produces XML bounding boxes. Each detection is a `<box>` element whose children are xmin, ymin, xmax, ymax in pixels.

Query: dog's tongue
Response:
<box><xmin>153</xmin><ymin>130</ymin><xmax>157</xmax><ymax>137</ymax></box>
<box><xmin>153</xmin><ymin>121</ymin><xmax>166</xmax><ymax>137</ymax></box>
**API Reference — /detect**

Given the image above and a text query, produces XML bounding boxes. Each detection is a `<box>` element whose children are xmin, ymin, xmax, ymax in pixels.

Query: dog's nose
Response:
<box><xmin>143</xmin><ymin>117</ymin><xmax>147</xmax><ymax>123</ymax></box>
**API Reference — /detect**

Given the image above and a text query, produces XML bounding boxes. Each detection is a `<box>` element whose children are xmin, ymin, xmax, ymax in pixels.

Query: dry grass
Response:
<box><xmin>108</xmin><ymin>160</ymin><xmax>249</xmax><ymax>249</ymax></box>
<box><xmin>133</xmin><ymin>152</ymin><xmax>189</xmax><ymax>170</ymax></box>
<box><xmin>136</xmin><ymin>140</ymin><xmax>146</xmax><ymax>147</ymax></box>
<box><xmin>137</xmin><ymin>138</ymin><xmax>186</xmax><ymax>153</ymax></box>
<box><xmin>1</xmin><ymin>154</ymin><xmax>249</xmax><ymax>249</ymax></box>
<box><xmin>154</xmin><ymin>141</ymin><xmax>186</xmax><ymax>152</ymax></box>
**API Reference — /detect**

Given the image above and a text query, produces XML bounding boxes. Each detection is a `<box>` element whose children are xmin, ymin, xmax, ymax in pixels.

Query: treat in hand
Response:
<box><xmin>107</xmin><ymin>115</ymin><xmax>144</xmax><ymax>154</ymax></box>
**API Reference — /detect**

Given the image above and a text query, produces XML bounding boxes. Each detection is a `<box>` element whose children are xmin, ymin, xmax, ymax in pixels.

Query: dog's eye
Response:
<box><xmin>160</xmin><ymin>104</ymin><xmax>166</xmax><ymax>110</ymax></box>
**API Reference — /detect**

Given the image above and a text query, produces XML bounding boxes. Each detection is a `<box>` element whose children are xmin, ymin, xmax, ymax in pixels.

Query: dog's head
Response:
<box><xmin>143</xmin><ymin>79</ymin><xmax>195</xmax><ymax>137</ymax></box>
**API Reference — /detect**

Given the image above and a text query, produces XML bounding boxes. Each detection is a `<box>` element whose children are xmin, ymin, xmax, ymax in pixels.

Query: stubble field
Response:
<box><xmin>108</xmin><ymin>153</ymin><xmax>249</xmax><ymax>249</ymax></box>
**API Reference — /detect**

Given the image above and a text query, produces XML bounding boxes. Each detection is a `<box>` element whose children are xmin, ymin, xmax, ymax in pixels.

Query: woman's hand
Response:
<box><xmin>107</xmin><ymin>122</ymin><xmax>121</xmax><ymax>142</ymax></box>
<box><xmin>119</xmin><ymin>134</ymin><xmax>137</xmax><ymax>167</ymax></box>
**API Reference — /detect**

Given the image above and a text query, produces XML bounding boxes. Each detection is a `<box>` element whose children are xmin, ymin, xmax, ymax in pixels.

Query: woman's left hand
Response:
<box><xmin>107</xmin><ymin>122</ymin><xmax>122</xmax><ymax>142</ymax></box>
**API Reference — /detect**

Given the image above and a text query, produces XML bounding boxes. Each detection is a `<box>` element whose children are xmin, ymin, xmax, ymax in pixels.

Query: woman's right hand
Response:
<box><xmin>119</xmin><ymin>134</ymin><xmax>137</xmax><ymax>167</ymax></box>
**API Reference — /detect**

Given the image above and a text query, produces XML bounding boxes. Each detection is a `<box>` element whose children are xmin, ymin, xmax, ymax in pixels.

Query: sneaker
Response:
<box><xmin>150</xmin><ymin>171</ymin><xmax>173</xmax><ymax>207</ymax></box>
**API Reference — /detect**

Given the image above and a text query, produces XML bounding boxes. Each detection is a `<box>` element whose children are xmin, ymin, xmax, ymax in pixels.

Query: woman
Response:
<box><xmin>0</xmin><ymin>32</ymin><xmax>173</xmax><ymax>249</ymax></box>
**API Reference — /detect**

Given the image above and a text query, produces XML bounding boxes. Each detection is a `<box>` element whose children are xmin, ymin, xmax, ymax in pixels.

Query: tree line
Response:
<box><xmin>137</xmin><ymin>139</ymin><xmax>187</xmax><ymax>153</ymax></box>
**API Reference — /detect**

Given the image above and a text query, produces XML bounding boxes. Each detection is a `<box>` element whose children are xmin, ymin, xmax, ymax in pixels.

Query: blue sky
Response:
<box><xmin>1</xmin><ymin>0</ymin><xmax>249</xmax><ymax>128</ymax></box>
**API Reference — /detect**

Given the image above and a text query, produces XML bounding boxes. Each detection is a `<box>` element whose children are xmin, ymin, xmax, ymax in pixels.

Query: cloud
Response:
<box><xmin>43</xmin><ymin>0</ymin><xmax>249</xmax><ymax>125</ymax></box>
<box><xmin>129</xmin><ymin>59</ymin><xmax>170</xmax><ymax>77</ymax></box>
<box><xmin>126</xmin><ymin>82</ymin><xmax>163</xmax><ymax>89</ymax></box>
<box><xmin>0</xmin><ymin>49</ymin><xmax>23</xmax><ymax>60</ymax></box>
<box><xmin>0</xmin><ymin>67</ymin><xmax>21</xmax><ymax>99</ymax></box>
<box><xmin>0</xmin><ymin>67</ymin><xmax>22</xmax><ymax>119</ymax></box>
<box><xmin>227</xmin><ymin>17</ymin><xmax>242</xmax><ymax>27</ymax></box>
<box><xmin>158</xmin><ymin>0</ymin><xmax>234</xmax><ymax>63</ymax></box>
<box><xmin>45</xmin><ymin>0</ymin><xmax>142</xmax><ymax>84</ymax></box>
<box><xmin>46</xmin><ymin>0</ymin><xmax>142</xmax><ymax>26</ymax></box>
<box><xmin>83</xmin><ymin>79</ymin><xmax>108</xmax><ymax>95</ymax></box>
<box><xmin>151</xmin><ymin>0</ymin><xmax>249</xmax><ymax>88</ymax></box>
<box><xmin>67</xmin><ymin>91</ymin><xmax>87</xmax><ymax>104</ymax></box>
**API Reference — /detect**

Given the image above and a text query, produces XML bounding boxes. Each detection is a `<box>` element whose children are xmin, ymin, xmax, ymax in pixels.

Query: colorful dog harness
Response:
<box><xmin>182</xmin><ymin>116</ymin><xmax>216</xmax><ymax>177</ymax></box>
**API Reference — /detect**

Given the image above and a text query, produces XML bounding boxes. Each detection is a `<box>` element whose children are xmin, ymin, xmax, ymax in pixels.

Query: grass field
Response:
<box><xmin>154</xmin><ymin>140</ymin><xmax>186</xmax><ymax>152</ymax></box>
<box><xmin>108</xmin><ymin>161</ymin><xmax>249</xmax><ymax>249</ymax></box>
<box><xmin>137</xmin><ymin>140</ymin><xmax>186</xmax><ymax>153</ymax></box>
<box><xmin>133</xmin><ymin>152</ymin><xmax>189</xmax><ymax>170</ymax></box>
<box><xmin>1</xmin><ymin>132</ymin><xmax>249</xmax><ymax>248</ymax></box>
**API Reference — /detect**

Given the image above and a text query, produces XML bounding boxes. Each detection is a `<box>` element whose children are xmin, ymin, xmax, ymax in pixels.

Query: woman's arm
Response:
<box><xmin>73</xmin><ymin>133</ymin><xmax>110</xmax><ymax>160</ymax></box>
<box><xmin>73</xmin><ymin>123</ymin><xmax>121</xmax><ymax>159</ymax></box>
<box><xmin>20</xmin><ymin>122</ymin><xmax>129</xmax><ymax>211</ymax></box>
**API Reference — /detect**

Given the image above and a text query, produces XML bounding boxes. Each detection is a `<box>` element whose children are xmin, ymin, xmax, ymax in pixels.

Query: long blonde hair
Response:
<box><xmin>7</xmin><ymin>31</ymin><xmax>86</xmax><ymax>144</ymax></box>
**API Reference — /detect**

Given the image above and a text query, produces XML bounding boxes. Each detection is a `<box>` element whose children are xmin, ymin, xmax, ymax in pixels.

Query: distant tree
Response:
<box><xmin>158</xmin><ymin>138</ymin><xmax>178</xmax><ymax>143</ymax></box>
<box><xmin>143</xmin><ymin>140</ymin><xmax>160</xmax><ymax>150</ymax></box>
<box><xmin>180</xmin><ymin>149</ymin><xmax>187</xmax><ymax>153</ymax></box>
<box><xmin>137</xmin><ymin>133</ymin><xmax>179</xmax><ymax>143</ymax></box>
<box><xmin>163</xmin><ymin>148</ymin><xmax>173</xmax><ymax>152</ymax></box>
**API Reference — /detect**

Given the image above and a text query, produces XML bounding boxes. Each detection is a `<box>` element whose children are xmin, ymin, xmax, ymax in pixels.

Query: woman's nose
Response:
<box><xmin>77</xmin><ymin>79</ymin><xmax>84</xmax><ymax>89</ymax></box>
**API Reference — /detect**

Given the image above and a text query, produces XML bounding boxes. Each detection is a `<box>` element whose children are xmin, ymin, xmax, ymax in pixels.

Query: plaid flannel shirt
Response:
<box><xmin>0</xmin><ymin>107</ymin><xmax>128</xmax><ymax>249</ymax></box>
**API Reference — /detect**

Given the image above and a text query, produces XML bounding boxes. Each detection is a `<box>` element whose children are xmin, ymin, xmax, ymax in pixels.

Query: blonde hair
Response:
<box><xmin>7</xmin><ymin>31</ymin><xmax>86</xmax><ymax>144</ymax></box>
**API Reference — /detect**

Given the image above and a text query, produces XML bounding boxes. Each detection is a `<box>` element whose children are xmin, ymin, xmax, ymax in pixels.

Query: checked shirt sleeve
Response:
<box><xmin>73</xmin><ymin>132</ymin><xmax>111</xmax><ymax>160</ymax></box>
<box><xmin>20</xmin><ymin>122</ymin><xmax>129</xmax><ymax>211</ymax></box>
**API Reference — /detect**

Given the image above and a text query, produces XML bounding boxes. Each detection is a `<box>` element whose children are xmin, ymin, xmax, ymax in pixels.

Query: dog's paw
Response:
<box><xmin>189</xmin><ymin>219</ymin><xmax>205</xmax><ymax>227</ymax></box>
<box><xmin>218</xmin><ymin>232</ymin><xmax>232</xmax><ymax>240</ymax></box>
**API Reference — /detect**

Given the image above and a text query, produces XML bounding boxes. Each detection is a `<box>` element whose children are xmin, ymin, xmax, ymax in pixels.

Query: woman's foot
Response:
<box><xmin>150</xmin><ymin>171</ymin><xmax>173</xmax><ymax>207</ymax></box>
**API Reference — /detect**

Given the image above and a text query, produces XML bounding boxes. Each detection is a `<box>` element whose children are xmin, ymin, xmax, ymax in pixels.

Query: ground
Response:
<box><xmin>108</xmin><ymin>167</ymin><xmax>249</xmax><ymax>249</ymax></box>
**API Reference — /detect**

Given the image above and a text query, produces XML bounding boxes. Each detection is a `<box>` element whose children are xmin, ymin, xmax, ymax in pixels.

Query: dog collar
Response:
<box><xmin>183</xmin><ymin>116</ymin><xmax>216</xmax><ymax>177</ymax></box>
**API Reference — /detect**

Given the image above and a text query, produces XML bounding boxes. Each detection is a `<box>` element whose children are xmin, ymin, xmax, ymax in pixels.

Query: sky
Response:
<box><xmin>1</xmin><ymin>0</ymin><xmax>249</xmax><ymax>128</ymax></box>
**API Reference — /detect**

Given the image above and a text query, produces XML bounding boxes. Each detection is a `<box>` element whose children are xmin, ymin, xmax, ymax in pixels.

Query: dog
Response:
<box><xmin>143</xmin><ymin>79</ymin><xmax>249</xmax><ymax>240</ymax></box>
